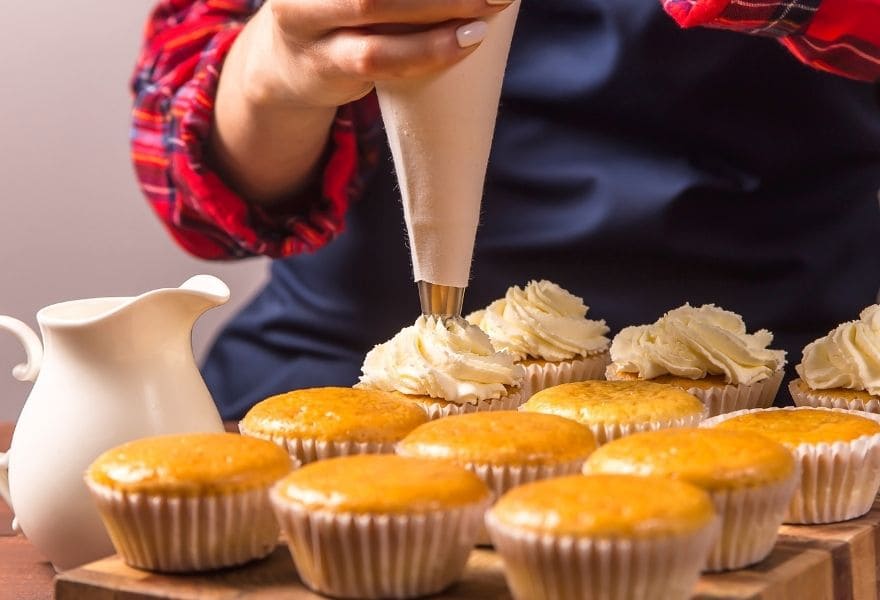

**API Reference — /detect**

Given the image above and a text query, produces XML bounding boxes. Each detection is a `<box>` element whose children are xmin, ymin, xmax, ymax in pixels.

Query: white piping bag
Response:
<box><xmin>376</xmin><ymin>2</ymin><xmax>521</xmax><ymax>316</ymax></box>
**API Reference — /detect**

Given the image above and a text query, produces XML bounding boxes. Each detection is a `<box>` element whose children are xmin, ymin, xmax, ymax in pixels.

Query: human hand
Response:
<box><xmin>242</xmin><ymin>0</ymin><xmax>514</xmax><ymax>109</ymax></box>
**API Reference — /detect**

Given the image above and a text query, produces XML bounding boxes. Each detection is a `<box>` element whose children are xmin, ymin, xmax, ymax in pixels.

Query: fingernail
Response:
<box><xmin>456</xmin><ymin>21</ymin><xmax>488</xmax><ymax>48</ymax></box>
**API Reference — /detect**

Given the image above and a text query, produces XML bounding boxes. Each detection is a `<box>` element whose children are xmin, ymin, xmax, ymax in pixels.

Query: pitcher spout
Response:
<box><xmin>130</xmin><ymin>274</ymin><xmax>231</xmax><ymax>328</ymax></box>
<box><xmin>177</xmin><ymin>275</ymin><xmax>231</xmax><ymax>308</ymax></box>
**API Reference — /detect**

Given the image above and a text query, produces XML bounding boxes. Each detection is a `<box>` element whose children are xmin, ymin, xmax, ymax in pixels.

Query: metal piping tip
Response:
<box><xmin>418</xmin><ymin>281</ymin><xmax>466</xmax><ymax>319</ymax></box>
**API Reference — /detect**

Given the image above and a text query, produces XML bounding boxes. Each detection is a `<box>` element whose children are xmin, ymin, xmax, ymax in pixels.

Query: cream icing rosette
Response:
<box><xmin>607</xmin><ymin>304</ymin><xmax>786</xmax><ymax>417</ymax></box>
<box><xmin>791</xmin><ymin>305</ymin><xmax>880</xmax><ymax>413</ymax></box>
<box><xmin>467</xmin><ymin>280</ymin><xmax>610</xmax><ymax>399</ymax></box>
<box><xmin>358</xmin><ymin>316</ymin><xmax>525</xmax><ymax>419</ymax></box>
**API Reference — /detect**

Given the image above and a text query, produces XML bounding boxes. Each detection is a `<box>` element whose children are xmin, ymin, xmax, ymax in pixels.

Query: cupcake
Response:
<box><xmin>519</xmin><ymin>380</ymin><xmax>705</xmax><ymax>444</ymax></box>
<box><xmin>705</xmin><ymin>407</ymin><xmax>880</xmax><ymax>524</ymax></box>
<box><xmin>466</xmin><ymin>280</ymin><xmax>610</xmax><ymax>399</ymax></box>
<box><xmin>606</xmin><ymin>304</ymin><xmax>787</xmax><ymax>417</ymax></box>
<box><xmin>270</xmin><ymin>454</ymin><xmax>490</xmax><ymax>599</ymax></box>
<box><xmin>396</xmin><ymin>410</ymin><xmax>597</xmax><ymax>542</ymax></box>
<box><xmin>584</xmin><ymin>427</ymin><xmax>798</xmax><ymax>571</ymax></box>
<box><xmin>486</xmin><ymin>474</ymin><xmax>718</xmax><ymax>600</ymax></box>
<box><xmin>85</xmin><ymin>433</ymin><xmax>292</xmax><ymax>572</ymax></box>
<box><xmin>239</xmin><ymin>386</ymin><xmax>428</xmax><ymax>467</ymax></box>
<box><xmin>357</xmin><ymin>315</ymin><xmax>525</xmax><ymax>419</ymax></box>
<box><xmin>790</xmin><ymin>305</ymin><xmax>880</xmax><ymax>413</ymax></box>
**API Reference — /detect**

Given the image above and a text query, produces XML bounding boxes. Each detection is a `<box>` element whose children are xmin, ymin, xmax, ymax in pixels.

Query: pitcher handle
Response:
<box><xmin>0</xmin><ymin>316</ymin><xmax>43</xmax><ymax>383</ymax></box>
<box><xmin>0</xmin><ymin>316</ymin><xmax>43</xmax><ymax>531</ymax></box>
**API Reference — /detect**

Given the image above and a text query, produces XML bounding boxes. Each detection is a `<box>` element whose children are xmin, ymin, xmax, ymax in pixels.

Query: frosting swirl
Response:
<box><xmin>358</xmin><ymin>316</ymin><xmax>524</xmax><ymax>404</ymax></box>
<box><xmin>797</xmin><ymin>305</ymin><xmax>880</xmax><ymax>395</ymax></box>
<box><xmin>466</xmin><ymin>280</ymin><xmax>609</xmax><ymax>362</ymax></box>
<box><xmin>610</xmin><ymin>304</ymin><xmax>786</xmax><ymax>385</ymax></box>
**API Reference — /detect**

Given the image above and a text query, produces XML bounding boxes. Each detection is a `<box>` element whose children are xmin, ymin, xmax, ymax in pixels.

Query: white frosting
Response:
<box><xmin>610</xmin><ymin>304</ymin><xmax>786</xmax><ymax>385</ymax></box>
<box><xmin>466</xmin><ymin>280</ymin><xmax>609</xmax><ymax>362</ymax></box>
<box><xmin>358</xmin><ymin>316</ymin><xmax>524</xmax><ymax>404</ymax></box>
<box><xmin>797</xmin><ymin>305</ymin><xmax>880</xmax><ymax>395</ymax></box>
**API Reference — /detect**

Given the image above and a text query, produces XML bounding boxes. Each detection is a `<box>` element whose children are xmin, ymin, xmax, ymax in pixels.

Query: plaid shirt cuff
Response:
<box><xmin>662</xmin><ymin>0</ymin><xmax>823</xmax><ymax>37</ymax></box>
<box><xmin>133</xmin><ymin>20</ymin><xmax>383</xmax><ymax>260</ymax></box>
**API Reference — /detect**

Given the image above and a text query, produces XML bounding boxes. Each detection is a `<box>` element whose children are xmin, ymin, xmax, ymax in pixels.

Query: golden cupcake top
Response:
<box><xmin>489</xmin><ymin>474</ymin><xmax>715</xmax><ymax>538</ymax></box>
<box><xmin>274</xmin><ymin>454</ymin><xmax>490</xmax><ymax>513</ymax></box>
<box><xmin>712</xmin><ymin>408</ymin><xmax>880</xmax><ymax>446</ymax></box>
<box><xmin>790</xmin><ymin>378</ymin><xmax>876</xmax><ymax>403</ymax></box>
<box><xmin>240</xmin><ymin>387</ymin><xmax>428</xmax><ymax>443</ymax></box>
<box><xmin>86</xmin><ymin>433</ymin><xmax>292</xmax><ymax>496</ymax></box>
<box><xmin>584</xmin><ymin>428</ymin><xmax>795</xmax><ymax>490</ymax></box>
<box><xmin>520</xmin><ymin>380</ymin><xmax>704</xmax><ymax>425</ymax></box>
<box><xmin>396</xmin><ymin>411</ymin><xmax>597</xmax><ymax>466</ymax></box>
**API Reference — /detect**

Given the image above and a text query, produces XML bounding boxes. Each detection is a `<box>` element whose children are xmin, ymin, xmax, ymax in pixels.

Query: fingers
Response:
<box><xmin>273</xmin><ymin>0</ymin><xmax>512</xmax><ymax>35</ymax></box>
<box><xmin>322</xmin><ymin>20</ymin><xmax>488</xmax><ymax>81</ymax></box>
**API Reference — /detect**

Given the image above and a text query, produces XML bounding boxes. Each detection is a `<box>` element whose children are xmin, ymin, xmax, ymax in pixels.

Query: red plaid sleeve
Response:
<box><xmin>662</xmin><ymin>0</ymin><xmax>880</xmax><ymax>82</ymax></box>
<box><xmin>132</xmin><ymin>0</ymin><xmax>382</xmax><ymax>260</ymax></box>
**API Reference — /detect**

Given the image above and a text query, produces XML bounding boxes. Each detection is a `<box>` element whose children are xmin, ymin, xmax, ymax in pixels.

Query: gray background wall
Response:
<box><xmin>0</xmin><ymin>2</ymin><xmax>267</xmax><ymax>421</ymax></box>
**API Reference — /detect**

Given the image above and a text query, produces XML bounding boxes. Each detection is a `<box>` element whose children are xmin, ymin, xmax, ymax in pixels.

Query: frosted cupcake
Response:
<box><xmin>705</xmin><ymin>407</ymin><xmax>880</xmax><ymax>524</ymax></box>
<box><xmin>790</xmin><ymin>305</ymin><xmax>880</xmax><ymax>413</ymax></box>
<box><xmin>584</xmin><ymin>428</ymin><xmax>798</xmax><ymax>571</ymax></box>
<box><xmin>520</xmin><ymin>380</ymin><xmax>705</xmax><ymax>444</ymax></box>
<box><xmin>607</xmin><ymin>304</ymin><xmax>786</xmax><ymax>417</ymax></box>
<box><xmin>85</xmin><ymin>433</ymin><xmax>292</xmax><ymax>572</ymax></box>
<box><xmin>486</xmin><ymin>474</ymin><xmax>718</xmax><ymax>600</ymax></box>
<box><xmin>467</xmin><ymin>280</ymin><xmax>610</xmax><ymax>399</ymax></box>
<box><xmin>239</xmin><ymin>387</ymin><xmax>428</xmax><ymax>467</ymax></box>
<box><xmin>358</xmin><ymin>315</ymin><xmax>525</xmax><ymax>419</ymax></box>
<box><xmin>271</xmin><ymin>455</ymin><xmax>490</xmax><ymax>599</ymax></box>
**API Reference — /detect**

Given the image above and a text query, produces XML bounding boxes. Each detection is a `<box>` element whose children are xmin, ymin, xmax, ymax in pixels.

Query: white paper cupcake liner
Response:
<box><xmin>238</xmin><ymin>423</ymin><xmax>395</xmax><ymax>468</ymax></box>
<box><xmin>519</xmin><ymin>352</ymin><xmax>611</xmax><ymax>401</ymax></box>
<box><xmin>587</xmin><ymin>412</ymin><xmax>705</xmax><ymax>446</ymax></box>
<box><xmin>485</xmin><ymin>511</ymin><xmax>719</xmax><ymax>600</ymax></box>
<box><xmin>85</xmin><ymin>483</ymin><xmax>279</xmax><ymax>572</ymax></box>
<box><xmin>468</xmin><ymin>459</ymin><xmax>587</xmax><ymax>545</ymax></box>
<box><xmin>417</xmin><ymin>391</ymin><xmax>523</xmax><ymax>420</ymax></box>
<box><xmin>270</xmin><ymin>493</ymin><xmax>490</xmax><ymax>599</ymax></box>
<box><xmin>704</xmin><ymin>407</ymin><xmax>880</xmax><ymax>524</ymax></box>
<box><xmin>606</xmin><ymin>368</ymin><xmax>784</xmax><ymax>418</ymax></box>
<box><xmin>702</xmin><ymin>471</ymin><xmax>799</xmax><ymax>571</ymax></box>
<box><xmin>789</xmin><ymin>379</ymin><xmax>880</xmax><ymax>414</ymax></box>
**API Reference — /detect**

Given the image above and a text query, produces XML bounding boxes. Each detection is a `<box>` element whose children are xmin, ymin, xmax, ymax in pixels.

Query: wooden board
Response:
<box><xmin>55</xmin><ymin>500</ymin><xmax>880</xmax><ymax>600</ymax></box>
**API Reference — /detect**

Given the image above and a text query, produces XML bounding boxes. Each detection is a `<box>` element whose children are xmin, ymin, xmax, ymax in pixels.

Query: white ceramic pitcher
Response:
<box><xmin>0</xmin><ymin>275</ymin><xmax>228</xmax><ymax>570</ymax></box>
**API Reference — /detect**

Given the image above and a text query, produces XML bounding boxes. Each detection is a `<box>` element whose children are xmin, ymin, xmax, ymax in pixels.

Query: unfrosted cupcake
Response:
<box><xmin>396</xmin><ymin>411</ymin><xmax>597</xmax><ymax>542</ymax></box>
<box><xmin>239</xmin><ymin>387</ymin><xmax>428</xmax><ymax>466</ymax></box>
<box><xmin>270</xmin><ymin>454</ymin><xmax>490</xmax><ymax>599</ymax></box>
<box><xmin>607</xmin><ymin>304</ymin><xmax>786</xmax><ymax>417</ymax></box>
<box><xmin>790</xmin><ymin>305</ymin><xmax>880</xmax><ymax>413</ymax></box>
<box><xmin>705</xmin><ymin>407</ymin><xmax>880</xmax><ymax>524</ymax></box>
<box><xmin>85</xmin><ymin>433</ymin><xmax>292</xmax><ymax>572</ymax></box>
<box><xmin>486</xmin><ymin>474</ymin><xmax>718</xmax><ymax>600</ymax></box>
<box><xmin>467</xmin><ymin>280</ymin><xmax>610</xmax><ymax>399</ymax></box>
<box><xmin>584</xmin><ymin>428</ymin><xmax>798</xmax><ymax>571</ymax></box>
<box><xmin>520</xmin><ymin>380</ymin><xmax>705</xmax><ymax>444</ymax></box>
<box><xmin>357</xmin><ymin>315</ymin><xmax>525</xmax><ymax>419</ymax></box>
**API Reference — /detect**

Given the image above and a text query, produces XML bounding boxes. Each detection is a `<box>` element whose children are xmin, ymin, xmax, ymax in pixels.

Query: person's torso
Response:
<box><xmin>206</xmin><ymin>0</ymin><xmax>880</xmax><ymax>418</ymax></box>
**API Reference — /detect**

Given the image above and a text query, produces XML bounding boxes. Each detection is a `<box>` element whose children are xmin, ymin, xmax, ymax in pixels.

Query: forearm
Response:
<box><xmin>210</xmin><ymin>5</ymin><xmax>337</xmax><ymax>208</ymax></box>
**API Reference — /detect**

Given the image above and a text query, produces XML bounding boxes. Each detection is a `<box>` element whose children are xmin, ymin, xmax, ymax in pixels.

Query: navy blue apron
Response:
<box><xmin>204</xmin><ymin>0</ymin><xmax>880</xmax><ymax>419</ymax></box>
